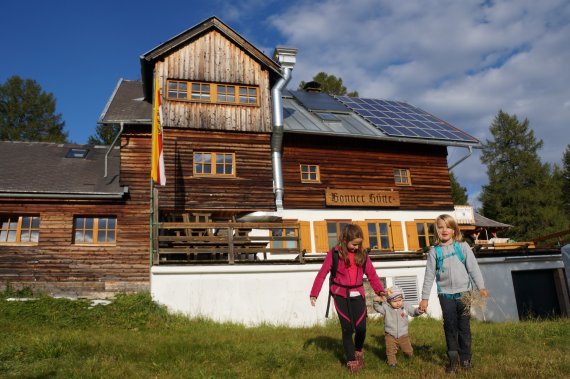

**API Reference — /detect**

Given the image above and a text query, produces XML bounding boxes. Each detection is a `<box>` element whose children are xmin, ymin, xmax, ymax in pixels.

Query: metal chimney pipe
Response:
<box><xmin>271</xmin><ymin>47</ymin><xmax>297</xmax><ymax>211</ymax></box>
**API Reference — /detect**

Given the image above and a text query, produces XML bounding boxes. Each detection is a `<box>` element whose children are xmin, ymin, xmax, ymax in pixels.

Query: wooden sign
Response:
<box><xmin>325</xmin><ymin>189</ymin><xmax>400</xmax><ymax>207</ymax></box>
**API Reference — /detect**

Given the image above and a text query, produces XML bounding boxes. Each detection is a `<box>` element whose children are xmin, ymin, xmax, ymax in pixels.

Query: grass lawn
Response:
<box><xmin>1</xmin><ymin>292</ymin><xmax>569</xmax><ymax>378</ymax></box>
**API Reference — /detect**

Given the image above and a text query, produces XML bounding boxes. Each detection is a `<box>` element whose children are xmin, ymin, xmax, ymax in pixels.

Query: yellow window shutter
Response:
<box><xmin>299</xmin><ymin>221</ymin><xmax>312</xmax><ymax>254</ymax></box>
<box><xmin>405</xmin><ymin>221</ymin><xmax>420</xmax><ymax>251</ymax></box>
<box><xmin>355</xmin><ymin>221</ymin><xmax>370</xmax><ymax>250</ymax></box>
<box><xmin>391</xmin><ymin>221</ymin><xmax>405</xmax><ymax>251</ymax></box>
<box><xmin>314</xmin><ymin>221</ymin><xmax>329</xmax><ymax>253</ymax></box>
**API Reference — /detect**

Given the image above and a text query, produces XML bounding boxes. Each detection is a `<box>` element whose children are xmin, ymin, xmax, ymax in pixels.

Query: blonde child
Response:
<box><xmin>373</xmin><ymin>286</ymin><xmax>423</xmax><ymax>368</ymax></box>
<box><xmin>419</xmin><ymin>214</ymin><xmax>489</xmax><ymax>373</ymax></box>
<box><xmin>310</xmin><ymin>224</ymin><xmax>385</xmax><ymax>374</ymax></box>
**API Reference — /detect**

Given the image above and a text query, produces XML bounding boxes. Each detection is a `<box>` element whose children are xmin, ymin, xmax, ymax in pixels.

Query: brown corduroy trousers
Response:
<box><xmin>385</xmin><ymin>333</ymin><xmax>413</xmax><ymax>365</ymax></box>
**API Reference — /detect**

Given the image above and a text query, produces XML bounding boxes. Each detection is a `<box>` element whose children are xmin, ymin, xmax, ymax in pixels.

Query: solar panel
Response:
<box><xmin>336</xmin><ymin>96</ymin><xmax>478</xmax><ymax>143</ymax></box>
<box><xmin>290</xmin><ymin>90</ymin><xmax>349</xmax><ymax>112</ymax></box>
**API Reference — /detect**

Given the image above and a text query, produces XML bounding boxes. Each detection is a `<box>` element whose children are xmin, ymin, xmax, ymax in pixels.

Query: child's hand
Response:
<box><xmin>373</xmin><ymin>295</ymin><xmax>384</xmax><ymax>303</ymax></box>
<box><xmin>419</xmin><ymin>299</ymin><xmax>428</xmax><ymax>313</ymax></box>
<box><xmin>417</xmin><ymin>307</ymin><xmax>426</xmax><ymax>314</ymax></box>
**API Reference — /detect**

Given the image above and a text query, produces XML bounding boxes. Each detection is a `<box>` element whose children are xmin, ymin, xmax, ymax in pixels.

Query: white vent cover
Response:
<box><xmin>393</xmin><ymin>276</ymin><xmax>419</xmax><ymax>304</ymax></box>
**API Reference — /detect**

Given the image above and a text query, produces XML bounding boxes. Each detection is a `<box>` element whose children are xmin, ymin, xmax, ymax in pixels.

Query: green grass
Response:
<box><xmin>1</xmin><ymin>291</ymin><xmax>569</xmax><ymax>379</ymax></box>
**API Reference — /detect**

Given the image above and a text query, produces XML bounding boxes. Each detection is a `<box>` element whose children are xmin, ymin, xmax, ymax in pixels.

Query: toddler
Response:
<box><xmin>373</xmin><ymin>286</ymin><xmax>423</xmax><ymax>368</ymax></box>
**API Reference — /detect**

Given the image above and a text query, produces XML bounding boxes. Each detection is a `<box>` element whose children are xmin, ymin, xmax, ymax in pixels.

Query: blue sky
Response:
<box><xmin>2</xmin><ymin>0</ymin><xmax>569</xmax><ymax>209</ymax></box>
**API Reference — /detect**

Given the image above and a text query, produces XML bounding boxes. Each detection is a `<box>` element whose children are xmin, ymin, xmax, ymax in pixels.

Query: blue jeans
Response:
<box><xmin>439</xmin><ymin>294</ymin><xmax>471</xmax><ymax>361</ymax></box>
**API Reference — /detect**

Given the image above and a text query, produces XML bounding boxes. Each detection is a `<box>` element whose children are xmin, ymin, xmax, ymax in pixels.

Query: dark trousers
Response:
<box><xmin>333</xmin><ymin>294</ymin><xmax>367</xmax><ymax>362</ymax></box>
<box><xmin>439</xmin><ymin>294</ymin><xmax>472</xmax><ymax>361</ymax></box>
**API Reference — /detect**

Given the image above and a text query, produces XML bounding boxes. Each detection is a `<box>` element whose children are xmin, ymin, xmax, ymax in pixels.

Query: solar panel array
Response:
<box><xmin>335</xmin><ymin>96</ymin><xmax>478</xmax><ymax>143</ymax></box>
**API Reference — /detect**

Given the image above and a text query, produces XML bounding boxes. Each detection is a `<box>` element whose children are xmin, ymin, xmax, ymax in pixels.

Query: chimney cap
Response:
<box><xmin>303</xmin><ymin>81</ymin><xmax>322</xmax><ymax>92</ymax></box>
<box><xmin>273</xmin><ymin>46</ymin><xmax>297</xmax><ymax>68</ymax></box>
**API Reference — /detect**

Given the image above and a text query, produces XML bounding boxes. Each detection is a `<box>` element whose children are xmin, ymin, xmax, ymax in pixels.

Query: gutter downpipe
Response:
<box><xmin>105</xmin><ymin>122</ymin><xmax>124</xmax><ymax>178</ymax></box>
<box><xmin>271</xmin><ymin>47</ymin><xmax>297</xmax><ymax>211</ymax></box>
<box><xmin>449</xmin><ymin>145</ymin><xmax>473</xmax><ymax>170</ymax></box>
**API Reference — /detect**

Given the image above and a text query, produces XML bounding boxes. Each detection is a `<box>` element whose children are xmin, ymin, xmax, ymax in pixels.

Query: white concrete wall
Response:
<box><xmin>151</xmin><ymin>254</ymin><xmax>564</xmax><ymax>326</ymax></box>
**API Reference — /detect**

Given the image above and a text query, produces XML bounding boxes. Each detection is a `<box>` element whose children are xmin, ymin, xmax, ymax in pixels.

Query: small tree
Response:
<box><xmin>298</xmin><ymin>72</ymin><xmax>359</xmax><ymax>97</ymax></box>
<box><xmin>449</xmin><ymin>172</ymin><xmax>469</xmax><ymax>205</ymax></box>
<box><xmin>88</xmin><ymin>124</ymin><xmax>120</xmax><ymax>145</ymax></box>
<box><xmin>0</xmin><ymin>75</ymin><xmax>68</xmax><ymax>142</ymax></box>
<box><xmin>561</xmin><ymin>145</ymin><xmax>570</xmax><ymax>220</ymax></box>
<box><xmin>480</xmin><ymin>110</ymin><xmax>567</xmax><ymax>240</ymax></box>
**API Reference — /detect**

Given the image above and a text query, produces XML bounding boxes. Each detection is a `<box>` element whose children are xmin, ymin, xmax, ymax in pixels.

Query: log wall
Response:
<box><xmin>281</xmin><ymin>134</ymin><xmax>454</xmax><ymax>210</ymax></box>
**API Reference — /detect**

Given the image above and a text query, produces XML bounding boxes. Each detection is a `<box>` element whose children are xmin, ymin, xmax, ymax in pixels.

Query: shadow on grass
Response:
<box><xmin>369</xmin><ymin>333</ymin><xmax>445</xmax><ymax>366</ymax></box>
<box><xmin>303</xmin><ymin>336</ymin><xmax>345</xmax><ymax>364</ymax></box>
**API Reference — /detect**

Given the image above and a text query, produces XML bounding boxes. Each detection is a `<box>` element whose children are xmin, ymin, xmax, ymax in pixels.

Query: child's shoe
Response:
<box><xmin>347</xmin><ymin>360</ymin><xmax>361</xmax><ymax>374</ymax></box>
<box><xmin>461</xmin><ymin>360</ymin><xmax>472</xmax><ymax>371</ymax></box>
<box><xmin>389</xmin><ymin>363</ymin><xmax>397</xmax><ymax>369</ymax></box>
<box><xmin>355</xmin><ymin>349</ymin><xmax>364</xmax><ymax>368</ymax></box>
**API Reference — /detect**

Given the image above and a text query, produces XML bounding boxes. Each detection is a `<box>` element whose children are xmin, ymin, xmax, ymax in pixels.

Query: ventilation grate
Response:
<box><xmin>393</xmin><ymin>276</ymin><xmax>419</xmax><ymax>304</ymax></box>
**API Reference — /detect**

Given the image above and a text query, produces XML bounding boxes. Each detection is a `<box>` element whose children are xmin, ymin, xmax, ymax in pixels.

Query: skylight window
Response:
<box><xmin>316</xmin><ymin>112</ymin><xmax>340</xmax><ymax>122</ymax></box>
<box><xmin>66</xmin><ymin>148</ymin><xmax>89</xmax><ymax>158</ymax></box>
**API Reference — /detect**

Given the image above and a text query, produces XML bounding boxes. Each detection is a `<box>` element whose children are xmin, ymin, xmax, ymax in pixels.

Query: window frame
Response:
<box><xmin>365</xmin><ymin>219</ymin><xmax>393</xmax><ymax>251</ymax></box>
<box><xmin>326</xmin><ymin>220</ymin><xmax>352</xmax><ymax>251</ymax></box>
<box><xmin>0</xmin><ymin>215</ymin><xmax>40</xmax><ymax>244</ymax></box>
<box><xmin>167</xmin><ymin>80</ymin><xmax>259</xmax><ymax>106</ymax></box>
<box><xmin>74</xmin><ymin>216</ymin><xmax>117</xmax><ymax>245</ymax></box>
<box><xmin>270</xmin><ymin>226</ymin><xmax>299</xmax><ymax>249</ymax></box>
<box><xmin>415</xmin><ymin>220</ymin><xmax>435</xmax><ymax>249</ymax></box>
<box><xmin>394</xmin><ymin>168</ymin><xmax>412</xmax><ymax>186</ymax></box>
<box><xmin>300</xmin><ymin>164</ymin><xmax>321</xmax><ymax>183</ymax></box>
<box><xmin>193</xmin><ymin>152</ymin><xmax>236</xmax><ymax>177</ymax></box>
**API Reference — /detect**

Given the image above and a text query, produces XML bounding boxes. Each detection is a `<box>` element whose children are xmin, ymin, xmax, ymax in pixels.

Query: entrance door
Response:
<box><xmin>512</xmin><ymin>269</ymin><xmax>561</xmax><ymax>320</ymax></box>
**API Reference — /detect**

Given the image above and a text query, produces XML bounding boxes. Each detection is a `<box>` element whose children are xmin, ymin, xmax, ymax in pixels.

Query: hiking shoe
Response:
<box><xmin>347</xmin><ymin>360</ymin><xmax>361</xmax><ymax>374</ymax></box>
<box><xmin>461</xmin><ymin>360</ymin><xmax>472</xmax><ymax>370</ymax></box>
<box><xmin>389</xmin><ymin>363</ymin><xmax>397</xmax><ymax>369</ymax></box>
<box><xmin>355</xmin><ymin>349</ymin><xmax>365</xmax><ymax>369</ymax></box>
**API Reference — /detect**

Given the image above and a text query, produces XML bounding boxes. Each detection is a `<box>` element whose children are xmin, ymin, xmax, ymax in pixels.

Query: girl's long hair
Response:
<box><xmin>433</xmin><ymin>214</ymin><xmax>463</xmax><ymax>245</ymax></box>
<box><xmin>337</xmin><ymin>224</ymin><xmax>366</xmax><ymax>267</ymax></box>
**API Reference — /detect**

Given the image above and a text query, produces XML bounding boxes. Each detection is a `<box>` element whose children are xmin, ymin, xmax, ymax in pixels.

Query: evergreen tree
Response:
<box><xmin>88</xmin><ymin>123</ymin><xmax>120</xmax><ymax>145</ymax></box>
<box><xmin>449</xmin><ymin>172</ymin><xmax>469</xmax><ymax>205</ymax></box>
<box><xmin>479</xmin><ymin>110</ymin><xmax>568</xmax><ymax>240</ymax></box>
<box><xmin>298</xmin><ymin>72</ymin><xmax>359</xmax><ymax>97</ymax></box>
<box><xmin>0</xmin><ymin>75</ymin><xmax>68</xmax><ymax>142</ymax></box>
<box><xmin>561</xmin><ymin>145</ymin><xmax>570</xmax><ymax>219</ymax></box>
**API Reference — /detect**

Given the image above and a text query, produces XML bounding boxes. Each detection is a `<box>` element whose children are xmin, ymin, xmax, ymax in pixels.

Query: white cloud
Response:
<box><xmin>270</xmin><ymin>0</ymin><xmax>570</xmax><ymax>202</ymax></box>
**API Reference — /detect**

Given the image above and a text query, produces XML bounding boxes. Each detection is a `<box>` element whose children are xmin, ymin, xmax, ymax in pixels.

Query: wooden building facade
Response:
<box><xmin>0</xmin><ymin>16</ymin><xmax>482</xmax><ymax>296</ymax></box>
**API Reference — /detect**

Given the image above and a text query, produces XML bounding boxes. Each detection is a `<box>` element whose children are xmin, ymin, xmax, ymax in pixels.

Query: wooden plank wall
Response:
<box><xmin>281</xmin><ymin>134</ymin><xmax>454</xmax><ymax>210</ymax></box>
<box><xmin>122</xmin><ymin>125</ymin><xmax>275</xmax><ymax>213</ymax></box>
<box><xmin>156</xmin><ymin>30</ymin><xmax>273</xmax><ymax>133</ymax></box>
<box><xmin>0</xmin><ymin>199</ymin><xmax>149</xmax><ymax>296</ymax></box>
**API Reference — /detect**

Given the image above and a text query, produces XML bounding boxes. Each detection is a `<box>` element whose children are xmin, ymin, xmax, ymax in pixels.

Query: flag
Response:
<box><xmin>151</xmin><ymin>78</ymin><xmax>166</xmax><ymax>186</ymax></box>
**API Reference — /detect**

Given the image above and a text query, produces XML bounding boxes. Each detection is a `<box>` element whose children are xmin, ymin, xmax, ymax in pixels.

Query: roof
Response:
<box><xmin>474</xmin><ymin>212</ymin><xmax>512</xmax><ymax>228</ymax></box>
<box><xmin>99</xmin><ymin>79</ymin><xmax>152</xmax><ymax>124</ymax></box>
<box><xmin>139</xmin><ymin>16</ymin><xmax>282</xmax><ymax>100</ymax></box>
<box><xmin>0</xmin><ymin>141</ymin><xmax>125</xmax><ymax>199</ymax></box>
<box><xmin>100</xmin><ymin>81</ymin><xmax>479</xmax><ymax>148</ymax></box>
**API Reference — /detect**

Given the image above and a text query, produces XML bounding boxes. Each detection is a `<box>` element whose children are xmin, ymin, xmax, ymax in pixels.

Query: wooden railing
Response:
<box><xmin>152</xmin><ymin>222</ymin><xmax>303</xmax><ymax>264</ymax></box>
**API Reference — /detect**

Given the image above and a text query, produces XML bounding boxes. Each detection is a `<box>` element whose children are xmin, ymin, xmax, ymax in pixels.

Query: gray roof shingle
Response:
<box><xmin>0</xmin><ymin>141</ymin><xmax>125</xmax><ymax>198</ymax></box>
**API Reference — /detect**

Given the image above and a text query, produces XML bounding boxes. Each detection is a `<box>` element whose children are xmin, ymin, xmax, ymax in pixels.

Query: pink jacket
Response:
<box><xmin>310</xmin><ymin>249</ymin><xmax>385</xmax><ymax>299</ymax></box>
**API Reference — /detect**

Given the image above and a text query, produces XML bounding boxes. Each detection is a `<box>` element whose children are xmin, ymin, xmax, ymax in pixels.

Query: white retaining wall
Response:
<box><xmin>151</xmin><ymin>254</ymin><xmax>564</xmax><ymax>327</ymax></box>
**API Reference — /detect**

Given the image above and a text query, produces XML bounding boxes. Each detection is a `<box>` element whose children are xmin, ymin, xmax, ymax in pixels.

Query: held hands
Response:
<box><xmin>310</xmin><ymin>296</ymin><xmax>317</xmax><ymax>306</ymax></box>
<box><xmin>373</xmin><ymin>295</ymin><xmax>385</xmax><ymax>303</ymax></box>
<box><xmin>419</xmin><ymin>299</ymin><xmax>429</xmax><ymax>313</ymax></box>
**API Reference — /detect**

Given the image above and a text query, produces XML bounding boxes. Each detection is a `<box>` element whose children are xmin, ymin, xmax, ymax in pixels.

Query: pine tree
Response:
<box><xmin>561</xmin><ymin>145</ymin><xmax>570</xmax><ymax>220</ymax></box>
<box><xmin>449</xmin><ymin>172</ymin><xmax>469</xmax><ymax>205</ymax></box>
<box><xmin>479</xmin><ymin>110</ymin><xmax>567</xmax><ymax>240</ymax></box>
<box><xmin>88</xmin><ymin>123</ymin><xmax>120</xmax><ymax>145</ymax></box>
<box><xmin>0</xmin><ymin>76</ymin><xmax>68</xmax><ymax>142</ymax></box>
<box><xmin>298</xmin><ymin>72</ymin><xmax>359</xmax><ymax>97</ymax></box>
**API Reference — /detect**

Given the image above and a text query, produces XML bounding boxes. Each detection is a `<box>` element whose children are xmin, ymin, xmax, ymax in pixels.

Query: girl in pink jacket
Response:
<box><xmin>310</xmin><ymin>224</ymin><xmax>385</xmax><ymax>374</ymax></box>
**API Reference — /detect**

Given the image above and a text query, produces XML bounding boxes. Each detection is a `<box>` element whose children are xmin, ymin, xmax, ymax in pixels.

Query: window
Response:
<box><xmin>327</xmin><ymin>221</ymin><xmax>351</xmax><ymax>250</ymax></box>
<box><xmin>271</xmin><ymin>227</ymin><xmax>298</xmax><ymax>249</ymax></box>
<box><xmin>66</xmin><ymin>148</ymin><xmax>89</xmax><ymax>158</ymax></box>
<box><xmin>416</xmin><ymin>221</ymin><xmax>435</xmax><ymax>249</ymax></box>
<box><xmin>300</xmin><ymin>164</ymin><xmax>320</xmax><ymax>183</ymax></box>
<box><xmin>394</xmin><ymin>169</ymin><xmax>411</xmax><ymax>186</ymax></box>
<box><xmin>167</xmin><ymin>80</ymin><xmax>258</xmax><ymax>106</ymax></box>
<box><xmin>194</xmin><ymin>152</ymin><xmax>235</xmax><ymax>177</ymax></box>
<box><xmin>0</xmin><ymin>215</ymin><xmax>40</xmax><ymax>243</ymax></box>
<box><xmin>367</xmin><ymin>221</ymin><xmax>392</xmax><ymax>250</ymax></box>
<box><xmin>74</xmin><ymin>216</ymin><xmax>116</xmax><ymax>244</ymax></box>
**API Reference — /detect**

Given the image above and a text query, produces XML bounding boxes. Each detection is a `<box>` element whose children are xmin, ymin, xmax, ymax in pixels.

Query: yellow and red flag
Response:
<box><xmin>151</xmin><ymin>78</ymin><xmax>165</xmax><ymax>186</ymax></box>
